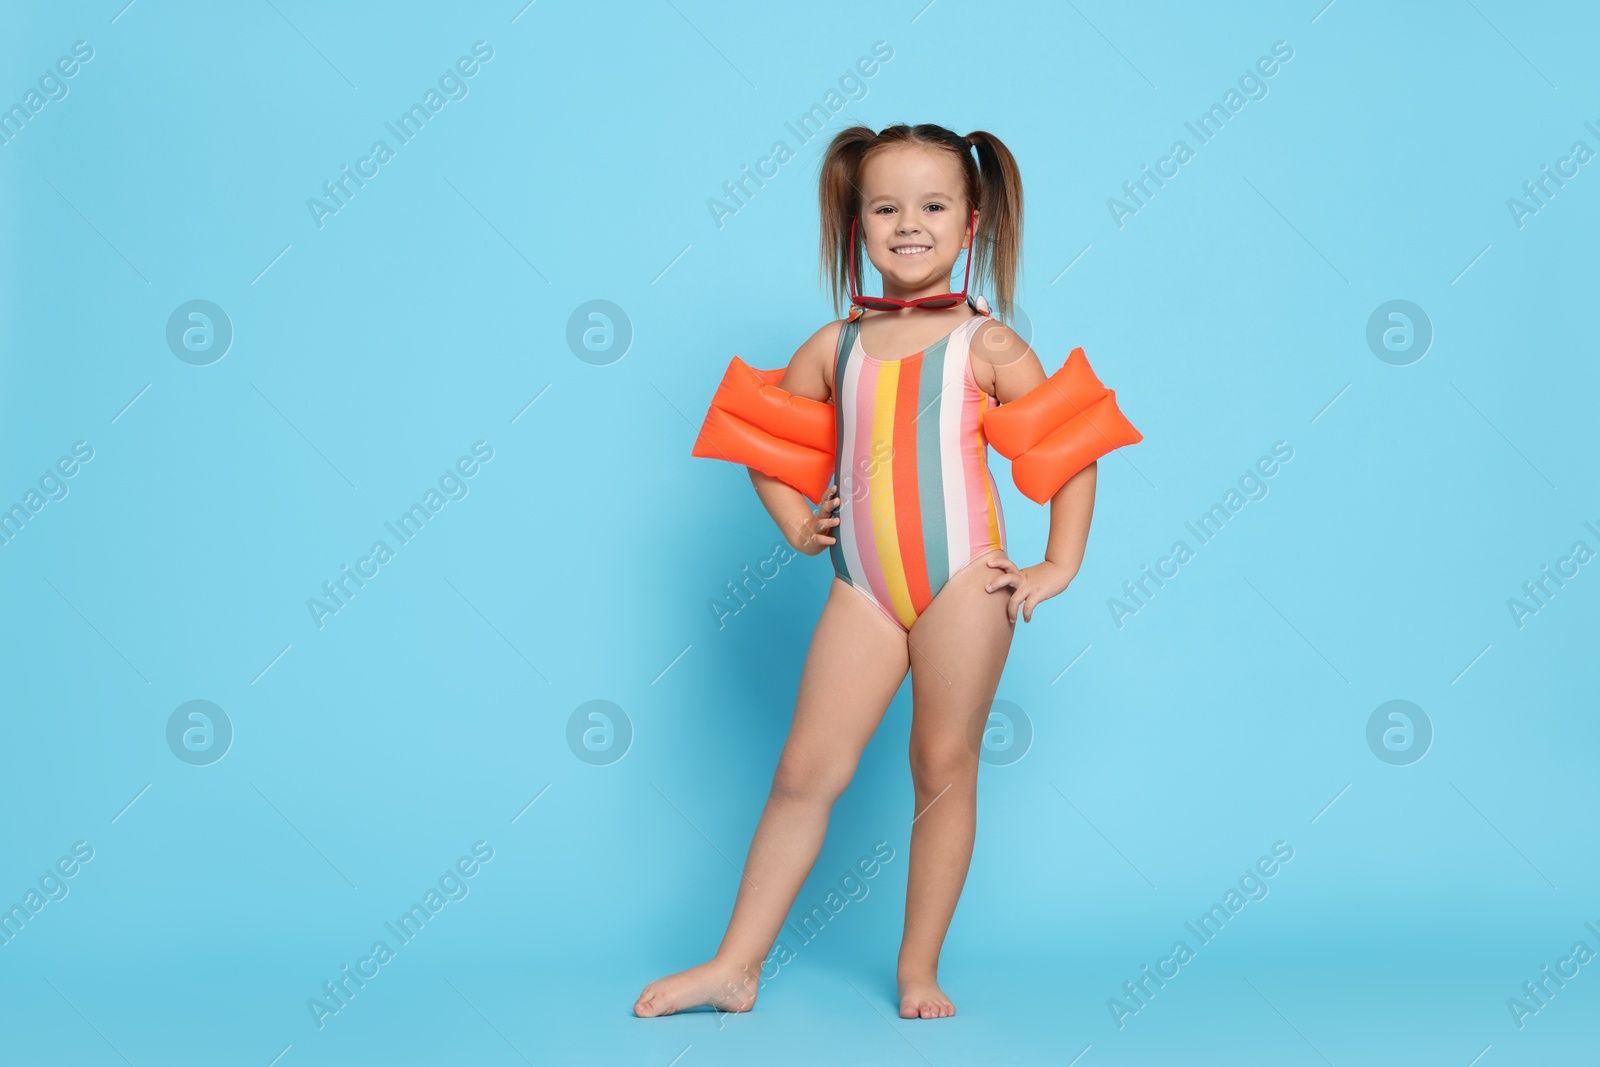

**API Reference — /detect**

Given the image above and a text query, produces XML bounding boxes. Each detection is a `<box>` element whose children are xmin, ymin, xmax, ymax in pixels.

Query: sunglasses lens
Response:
<box><xmin>914</xmin><ymin>296</ymin><xmax>962</xmax><ymax>309</ymax></box>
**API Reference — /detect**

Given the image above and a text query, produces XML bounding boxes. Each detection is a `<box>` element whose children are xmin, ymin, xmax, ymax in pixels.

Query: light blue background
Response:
<box><xmin>2</xmin><ymin>1</ymin><xmax>1596</xmax><ymax>1064</ymax></box>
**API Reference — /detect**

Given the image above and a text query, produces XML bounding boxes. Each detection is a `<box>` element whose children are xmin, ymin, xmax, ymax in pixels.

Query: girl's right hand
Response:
<box><xmin>794</xmin><ymin>482</ymin><xmax>843</xmax><ymax>556</ymax></box>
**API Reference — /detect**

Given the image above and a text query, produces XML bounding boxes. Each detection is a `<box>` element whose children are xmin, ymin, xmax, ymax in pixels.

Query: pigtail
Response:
<box><xmin>818</xmin><ymin>126</ymin><xmax>876</xmax><ymax>319</ymax></box>
<box><xmin>965</xmin><ymin>130</ymin><xmax>1024</xmax><ymax>321</ymax></box>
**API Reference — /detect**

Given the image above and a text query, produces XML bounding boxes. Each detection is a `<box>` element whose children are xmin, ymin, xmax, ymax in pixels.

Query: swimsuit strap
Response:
<box><xmin>830</xmin><ymin>309</ymin><xmax>860</xmax><ymax>510</ymax></box>
<box><xmin>835</xmin><ymin>309</ymin><xmax>863</xmax><ymax>391</ymax></box>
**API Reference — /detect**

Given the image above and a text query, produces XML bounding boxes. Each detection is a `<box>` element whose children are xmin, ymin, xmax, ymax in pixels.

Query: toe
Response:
<box><xmin>635</xmin><ymin>988</ymin><xmax>671</xmax><ymax>1018</ymax></box>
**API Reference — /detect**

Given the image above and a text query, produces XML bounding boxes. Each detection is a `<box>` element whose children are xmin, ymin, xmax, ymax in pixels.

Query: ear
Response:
<box><xmin>964</xmin><ymin>207</ymin><xmax>979</xmax><ymax>249</ymax></box>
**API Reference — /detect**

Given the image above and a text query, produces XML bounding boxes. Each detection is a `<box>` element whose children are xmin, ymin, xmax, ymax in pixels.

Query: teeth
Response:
<box><xmin>893</xmin><ymin>246</ymin><xmax>930</xmax><ymax>255</ymax></box>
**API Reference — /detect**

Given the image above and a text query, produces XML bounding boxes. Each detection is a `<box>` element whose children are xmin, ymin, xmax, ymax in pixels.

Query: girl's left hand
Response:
<box><xmin>984</xmin><ymin>557</ymin><xmax>1074</xmax><ymax>624</ymax></box>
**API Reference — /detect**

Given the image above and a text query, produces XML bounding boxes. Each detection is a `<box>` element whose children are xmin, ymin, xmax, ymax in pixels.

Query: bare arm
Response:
<box><xmin>748</xmin><ymin>321</ymin><xmax>844</xmax><ymax>555</ymax></box>
<box><xmin>1042</xmin><ymin>461</ymin><xmax>1095</xmax><ymax>580</ymax></box>
<box><xmin>975</xmin><ymin>321</ymin><xmax>1099</xmax><ymax>619</ymax></box>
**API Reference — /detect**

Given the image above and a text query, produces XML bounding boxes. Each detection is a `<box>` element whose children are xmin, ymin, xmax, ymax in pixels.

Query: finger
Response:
<box><xmin>985</xmin><ymin>573</ymin><xmax>1018</xmax><ymax>594</ymax></box>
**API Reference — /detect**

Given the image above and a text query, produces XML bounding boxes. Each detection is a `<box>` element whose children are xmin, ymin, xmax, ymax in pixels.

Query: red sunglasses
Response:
<box><xmin>848</xmin><ymin>208</ymin><xmax>977</xmax><ymax>311</ymax></box>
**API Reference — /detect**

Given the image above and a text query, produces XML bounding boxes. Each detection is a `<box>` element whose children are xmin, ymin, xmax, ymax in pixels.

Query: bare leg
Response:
<box><xmin>634</xmin><ymin>578</ymin><xmax>909</xmax><ymax>1017</ymax></box>
<box><xmin>897</xmin><ymin>548</ymin><xmax>1015</xmax><ymax>1018</ymax></box>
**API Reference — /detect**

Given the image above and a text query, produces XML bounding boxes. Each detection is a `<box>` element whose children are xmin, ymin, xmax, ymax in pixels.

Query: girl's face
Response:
<box><xmin>857</xmin><ymin>144</ymin><xmax>974</xmax><ymax>300</ymax></box>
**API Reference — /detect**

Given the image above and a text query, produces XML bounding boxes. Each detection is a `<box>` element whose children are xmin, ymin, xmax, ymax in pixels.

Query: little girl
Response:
<box><xmin>639</xmin><ymin>123</ymin><xmax>1138</xmax><ymax>1020</ymax></box>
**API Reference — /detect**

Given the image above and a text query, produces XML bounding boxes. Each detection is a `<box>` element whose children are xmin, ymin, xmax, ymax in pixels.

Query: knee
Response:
<box><xmin>908</xmin><ymin>740</ymin><xmax>978</xmax><ymax>795</ymax></box>
<box><xmin>770</xmin><ymin>755</ymin><xmax>855</xmax><ymax>806</ymax></box>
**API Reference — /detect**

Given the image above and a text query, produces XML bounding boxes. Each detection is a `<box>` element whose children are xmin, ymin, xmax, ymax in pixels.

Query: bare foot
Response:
<box><xmin>634</xmin><ymin>957</ymin><xmax>760</xmax><ymax>1018</ymax></box>
<box><xmin>897</xmin><ymin>972</ymin><xmax>955</xmax><ymax>1019</ymax></box>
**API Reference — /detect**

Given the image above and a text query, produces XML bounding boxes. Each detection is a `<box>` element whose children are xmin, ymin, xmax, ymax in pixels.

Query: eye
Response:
<box><xmin>874</xmin><ymin>205</ymin><xmax>895</xmax><ymax>215</ymax></box>
<box><xmin>926</xmin><ymin>203</ymin><xmax>945</xmax><ymax>212</ymax></box>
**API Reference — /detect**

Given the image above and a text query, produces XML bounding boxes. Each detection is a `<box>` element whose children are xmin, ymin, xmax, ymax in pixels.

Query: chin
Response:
<box><xmin>878</xmin><ymin>262</ymin><xmax>951</xmax><ymax>286</ymax></box>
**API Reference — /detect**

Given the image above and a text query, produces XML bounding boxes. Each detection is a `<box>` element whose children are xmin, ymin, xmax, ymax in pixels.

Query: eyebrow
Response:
<box><xmin>867</xmin><ymin>192</ymin><xmax>955</xmax><ymax>204</ymax></box>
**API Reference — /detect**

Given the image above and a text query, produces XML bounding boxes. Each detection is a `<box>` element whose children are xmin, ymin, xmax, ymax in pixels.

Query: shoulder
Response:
<box><xmin>969</xmin><ymin>318</ymin><xmax>1046</xmax><ymax>402</ymax></box>
<box><xmin>778</xmin><ymin>318</ymin><xmax>849</xmax><ymax>402</ymax></box>
<box><xmin>970</xmin><ymin>317</ymin><xmax>1030</xmax><ymax>367</ymax></box>
<box><xmin>797</xmin><ymin>318</ymin><xmax>849</xmax><ymax>375</ymax></box>
<box><xmin>808</xmin><ymin>317</ymin><xmax>849</xmax><ymax>356</ymax></box>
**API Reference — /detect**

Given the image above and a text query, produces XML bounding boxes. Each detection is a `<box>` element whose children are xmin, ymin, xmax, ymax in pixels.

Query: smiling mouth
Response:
<box><xmin>891</xmin><ymin>245</ymin><xmax>931</xmax><ymax>256</ymax></box>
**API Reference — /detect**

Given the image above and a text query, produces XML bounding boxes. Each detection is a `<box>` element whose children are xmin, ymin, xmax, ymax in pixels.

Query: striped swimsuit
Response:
<box><xmin>828</xmin><ymin>296</ymin><xmax>1009</xmax><ymax>633</ymax></box>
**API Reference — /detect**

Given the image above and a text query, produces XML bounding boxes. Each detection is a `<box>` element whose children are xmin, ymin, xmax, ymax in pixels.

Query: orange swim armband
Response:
<box><xmin>691</xmin><ymin>356</ymin><xmax>837</xmax><ymax>505</ymax></box>
<box><xmin>983</xmin><ymin>347</ymin><xmax>1143</xmax><ymax>504</ymax></box>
